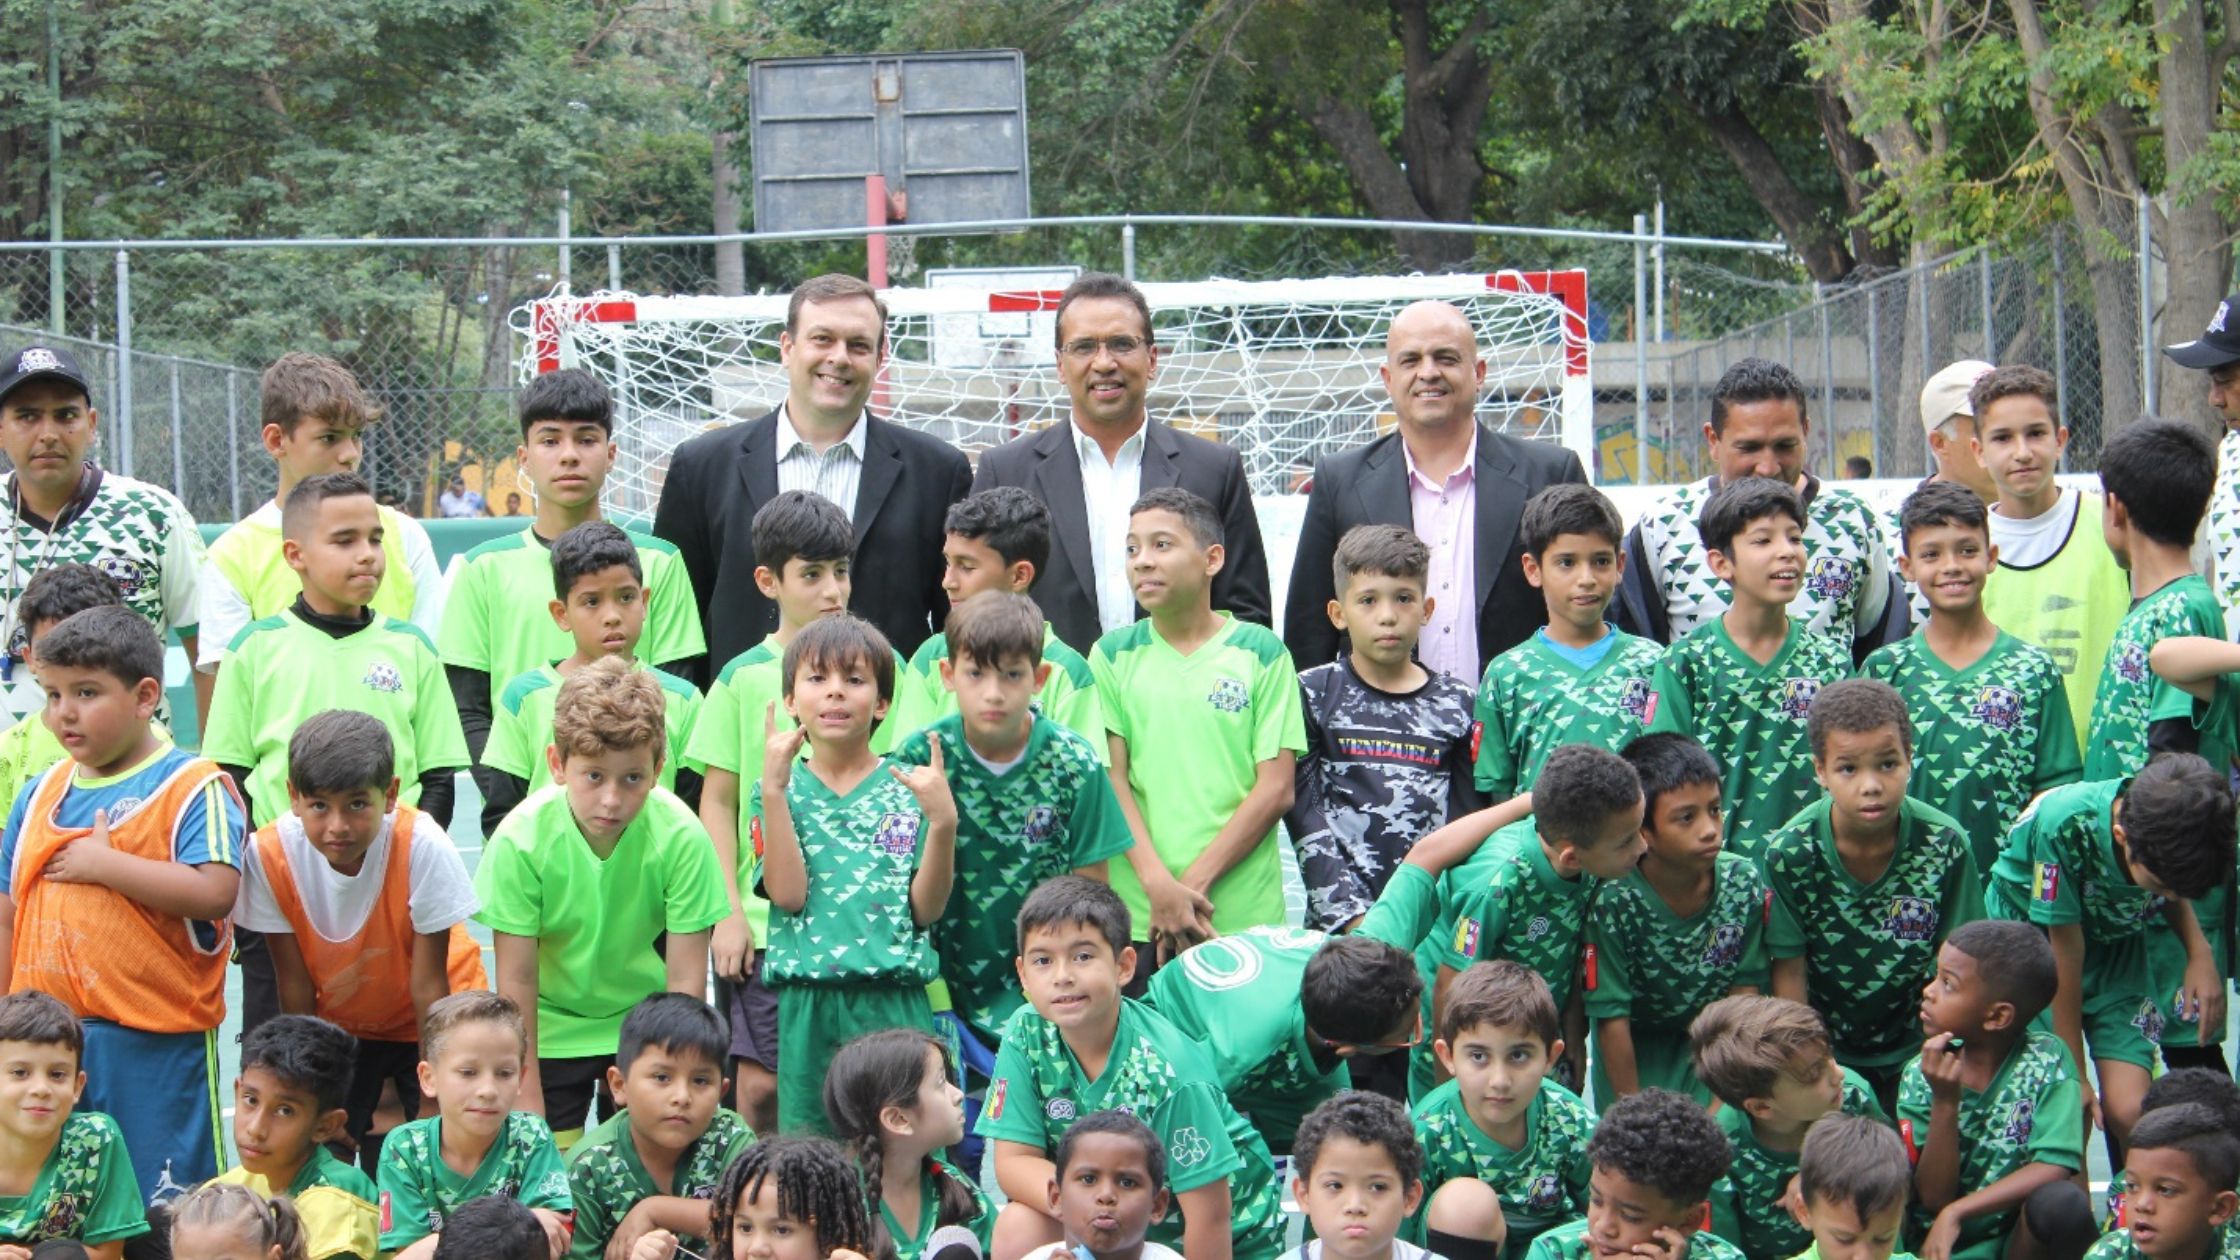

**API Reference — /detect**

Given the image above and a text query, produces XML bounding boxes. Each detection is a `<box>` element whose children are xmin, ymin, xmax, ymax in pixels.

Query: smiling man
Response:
<box><xmin>654</xmin><ymin>274</ymin><xmax>971</xmax><ymax>671</ymax></box>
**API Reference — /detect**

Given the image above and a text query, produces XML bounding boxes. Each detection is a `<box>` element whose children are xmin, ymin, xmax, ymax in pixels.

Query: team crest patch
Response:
<box><xmin>1971</xmin><ymin>685</ymin><xmax>2024</xmax><ymax>732</ymax></box>
<box><xmin>1170</xmin><ymin>1126</ymin><xmax>1213</xmax><ymax>1169</ymax></box>
<box><xmin>37</xmin><ymin>1192</ymin><xmax>83</xmax><ymax>1239</ymax></box>
<box><xmin>2133</xmin><ymin>998</ymin><xmax>2165</xmax><ymax>1045</ymax></box>
<box><xmin>1883</xmin><ymin>895</ymin><xmax>1938</xmax><ymax>942</ymax></box>
<box><xmin>1805</xmin><ymin>554</ymin><xmax>1858</xmax><ymax>603</ymax></box>
<box><xmin>1452</xmin><ymin>917</ymin><xmax>1481</xmax><ymax>958</ymax></box>
<box><xmin>2115</xmin><ymin>642</ymin><xmax>2149</xmax><ymax>685</ymax></box>
<box><xmin>987</xmin><ymin>1079</ymin><xmax>1007</xmax><ymax>1120</ymax></box>
<box><xmin>1021</xmin><ymin>804</ymin><xmax>1059</xmax><ymax>846</ymax></box>
<box><xmin>1778</xmin><ymin>677</ymin><xmax>1821</xmax><ymax>720</ymax></box>
<box><xmin>102</xmin><ymin>795</ymin><xmax>146</xmax><ymax>825</ymax></box>
<box><xmin>1523</xmin><ymin>914</ymin><xmax>1551</xmax><ymax>942</ymax></box>
<box><xmin>2003</xmin><ymin>1098</ymin><xmax>2037</xmax><ymax>1145</ymax></box>
<box><xmin>1702</xmin><ymin>922</ymin><xmax>1744</xmax><ymax>969</ymax></box>
<box><xmin>362</xmin><ymin>662</ymin><xmax>404</xmax><ymax>693</ymax></box>
<box><xmin>872</xmin><ymin>811</ymin><xmax>921</xmax><ymax>856</ymax></box>
<box><xmin>1526</xmin><ymin>1173</ymin><xmax>1562</xmax><ymax>1211</ymax></box>
<box><xmin>1618</xmin><ymin>677</ymin><xmax>1654</xmax><ymax>724</ymax></box>
<box><xmin>14</xmin><ymin>348</ymin><xmax>62</xmax><ymax>375</ymax></box>
<box><xmin>1207</xmin><ymin>677</ymin><xmax>1250</xmax><ymax>714</ymax></box>
<box><xmin>1047</xmin><ymin>1097</ymin><xmax>1077</xmax><ymax>1121</ymax></box>
<box><xmin>2032</xmin><ymin>863</ymin><xmax>2060</xmax><ymax>904</ymax></box>
<box><xmin>93</xmin><ymin>555</ymin><xmax>148</xmax><ymax>599</ymax></box>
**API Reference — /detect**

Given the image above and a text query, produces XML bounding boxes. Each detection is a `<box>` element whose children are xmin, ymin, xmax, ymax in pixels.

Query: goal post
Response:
<box><xmin>517</xmin><ymin>269</ymin><xmax>1592</xmax><ymax>516</ymax></box>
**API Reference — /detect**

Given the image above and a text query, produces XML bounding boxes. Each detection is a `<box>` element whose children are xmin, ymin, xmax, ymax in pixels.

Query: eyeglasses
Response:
<box><xmin>1061</xmin><ymin>335</ymin><xmax>1149</xmax><ymax>361</ymax></box>
<box><xmin>1316</xmin><ymin>1010</ymin><xmax>1425</xmax><ymax>1055</ymax></box>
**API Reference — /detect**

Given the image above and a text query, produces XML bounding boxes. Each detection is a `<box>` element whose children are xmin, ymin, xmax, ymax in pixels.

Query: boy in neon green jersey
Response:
<box><xmin>480</xmin><ymin>521</ymin><xmax>703</xmax><ymax>835</ymax></box>
<box><xmin>886</xmin><ymin>487</ymin><xmax>1102</xmax><ymax>749</ymax></box>
<box><xmin>204</xmin><ymin>473</ymin><xmax>468</xmax><ymax>830</ymax></box>
<box><xmin>439</xmin><ymin>369</ymin><xmax>704</xmax><ymax>794</ymax></box>
<box><xmin>201</xmin><ymin>353</ymin><xmax>442</xmax><ymax>679</ymax></box>
<box><xmin>1475</xmin><ymin>483</ymin><xmax>1662</xmax><ymax>800</ymax></box>
<box><xmin>1091</xmin><ymin>488</ymin><xmax>1305</xmax><ymax>963</ymax></box>
<box><xmin>1645</xmin><ymin>477</ymin><xmax>1851</xmax><ymax>860</ymax></box>
<box><xmin>1860</xmin><ymin>481</ymin><xmax>2079</xmax><ymax>874</ymax></box>
<box><xmin>474</xmin><ymin>659</ymin><xmax>726</xmax><ymax>1144</ymax></box>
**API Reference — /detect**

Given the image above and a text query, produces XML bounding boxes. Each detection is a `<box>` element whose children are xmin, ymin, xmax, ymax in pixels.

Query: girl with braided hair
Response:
<box><xmin>631</xmin><ymin>1136</ymin><xmax>876</xmax><ymax>1260</ymax></box>
<box><xmin>823</xmin><ymin>1030</ymin><xmax>994</xmax><ymax>1260</ymax></box>
<box><xmin>169</xmin><ymin>1181</ymin><xmax>309</xmax><ymax>1260</ymax></box>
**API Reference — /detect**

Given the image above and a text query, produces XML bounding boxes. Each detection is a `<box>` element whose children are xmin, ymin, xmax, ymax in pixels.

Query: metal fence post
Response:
<box><xmin>113</xmin><ymin>249</ymin><xmax>133</xmax><ymax>479</ymax></box>
<box><xmin>607</xmin><ymin>244</ymin><xmax>622</xmax><ymax>292</ymax></box>
<box><xmin>2051</xmin><ymin>230</ymin><xmax>2070</xmax><ymax>470</ymax></box>
<box><xmin>168</xmin><ymin>359</ymin><xmax>183</xmax><ymax>500</ymax></box>
<box><xmin>225</xmin><ymin>370</ymin><xmax>241</xmax><ymax>522</ymax></box>
<box><xmin>1122</xmin><ymin>221</ymin><xmax>1137</xmax><ymax>281</ymax></box>
<box><xmin>1817</xmin><ymin>286</ymin><xmax>1834</xmax><ymax>445</ymax></box>
<box><xmin>2138</xmin><ymin>191</ymin><xmax>2155</xmax><ymax>416</ymax></box>
<box><xmin>558</xmin><ymin>188</ymin><xmax>573</xmax><ymax>293</ymax></box>
<box><xmin>1652</xmin><ymin>200</ymin><xmax>1666</xmax><ymax>342</ymax></box>
<box><xmin>1634</xmin><ymin>213</ymin><xmax>1650</xmax><ymax>484</ymax></box>
<box><xmin>1867</xmin><ymin>285</ymin><xmax>1882</xmax><ymax>476</ymax></box>
<box><xmin>1981</xmin><ymin>251</ymin><xmax>1995</xmax><ymax>359</ymax></box>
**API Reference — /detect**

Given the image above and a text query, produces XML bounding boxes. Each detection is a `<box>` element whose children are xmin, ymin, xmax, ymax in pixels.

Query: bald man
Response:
<box><xmin>1283</xmin><ymin>300</ymin><xmax>1590</xmax><ymax>678</ymax></box>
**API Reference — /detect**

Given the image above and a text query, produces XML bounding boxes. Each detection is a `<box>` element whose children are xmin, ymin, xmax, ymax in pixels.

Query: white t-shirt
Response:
<box><xmin>1021</xmin><ymin>1245</ymin><xmax>1186</xmax><ymax>1260</ymax></box>
<box><xmin>1279</xmin><ymin>1243</ymin><xmax>1448</xmax><ymax>1260</ymax></box>
<box><xmin>1987</xmin><ymin>487</ymin><xmax>2086</xmax><ymax>568</ymax></box>
<box><xmin>235</xmin><ymin>809</ymin><xmax>478</xmax><ymax>939</ymax></box>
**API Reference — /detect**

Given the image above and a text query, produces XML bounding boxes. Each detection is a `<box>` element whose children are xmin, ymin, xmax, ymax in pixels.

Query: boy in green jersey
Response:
<box><xmin>377</xmin><ymin>992</ymin><xmax>573</xmax><ymax>1259</ymax></box>
<box><xmin>1984</xmin><ymin>755</ymin><xmax>2232</xmax><ymax>1152</ymax></box>
<box><xmin>1523</xmin><ymin>1089</ymin><xmax>1744</xmax><ymax>1260</ymax></box>
<box><xmin>2084</xmin><ymin>418</ymin><xmax>2236</xmax><ymax>1075</ymax></box>
<box><xmin>1092</xmin><ymin>487</ymin><xmax>1306</xmax><ymax>960</ymax></box>
<box><xmin>480</xmin><ymin>521</ymin><xmax>704</xmax><ymax>835</ymax></box>
<box><xmin>1764</xmin><ymin>679</ymin><xmax>1980</xmax><ymax>1107</ymax></box>
<box><xmin>2089</xmin><ymin>1105</ymin><xmax>2240</xmax><ymax>1260</ymax></box>
<box><xmin>1860</xmin><ymin>482</ymin><xmax>2080</xmax><ymax>873</ymax></box>
<box><xmin>1692</xmin><ymin>996</ymin><xmax>1888</xmax><ymax>1260</ymax></box>
<box><xmin>1788</xmin><ymin>1114</ymin><xmax>1916</xmax><ymax>1260</ymax></box>
<box><xmin>977</xmin><ymin>876</ymin><xmax>1284</xmax><ymax>1260</ymax></box>
<box><xmin>204</xmin><ymin>473</ymin><xmax>469</xmax><ymax>829</ymax></box>
<box><xmin>1150</xmin><ymin>791</ymin><xmax>1538</xmax><ymax>1147</ymax></box>
<box><xmin>474</xmin><ymin>661</ymin><xmax>726</xmax><ymax>1143</ymax></box>
<box><xmin>218</xmin><ymin>1016</ymin><xmax>380</xmax><ymax>1260</ymax></box>
<box><xmin>564</xmin><ymin>995</ymin><xmax>753</xmax><ymax>1260</ymax></box>
<box><xmin>885</xmin><ymin>487</ymin><xmax>1103</xmax><ymax>748</ymax></box>
<box><xmin>439</xmin><ymin>369</ymin><xmax>705</xmax><ymax>788</ymax></box>
<box><xmin>1900</xmin><ymin>921</ymin><xmax>2090</xmax><ymax>1260</ymax></box>
<box><xmin>0</xmin><ymin>565</ymin><xmax>128</xmax><ymax>827</ymax></box>
<box><xmin>888</xmin><ymin>591</ymin><xmax>1131</xmax><ymax>1045</ymax></box>
<box><xmin>1431</xmin><ymin>745</ymin><xmax>1646</xmax><ymax>1095</ymax></box>
<box><xmin>1645</xmin><ymin>477</ymin><xmax>1851</xmax><ymax>860</ymax></box>
<box><xmin>751</xmin><ymin>614</ymin><xmax>956</xmax><ymax>1136</ymax></box>
<box><xmin>684</xmin><ymin>489</ymin><xmax>874</xmax><ymax>1134</ymax></box>
<box><xmin>200</xmin><ymin>354</ymin><xmax>442</xmax><ymax>680</ymax></box>
<box><xmin>1475</xmin><ymin>483</ymin><xmax>1663</xmax><ymax>800</ymax></box>
<box><xmin>1586</xmin><ymin>733</ymin><xmax>1768</xmax><ymax>1109</ymax></box>
<box><xmin>0</xmin><ymin>991</ymin><xmax>150</xmax><ymax>1256</ymax></box>
<box><xmin>1413</xmin><ymin>961</ymin><xmax>1595</xmax><ymax>1260</ymax></box>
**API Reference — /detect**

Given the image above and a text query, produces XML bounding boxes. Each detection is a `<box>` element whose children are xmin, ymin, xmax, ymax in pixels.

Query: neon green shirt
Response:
<box><xmin>887</xmin><ymin>621</ymin><xmax>1106</xmax><ymax>756</ymax></box>
<box><xmin>484</xmin><ymin>661</ymin><xmax>703</xmax><ymax>792</ymax></box>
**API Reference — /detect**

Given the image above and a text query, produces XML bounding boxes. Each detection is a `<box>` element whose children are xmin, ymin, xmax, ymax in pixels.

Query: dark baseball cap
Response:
<box><xmin>0</xmin><ymin>345</ymin><xmax>93</xmax><ymax>409</ymax></box>
<box><xmin>2163</xmin><ymin>293</ymin><xmax>2240</xmax><ymax>370</ymax></box>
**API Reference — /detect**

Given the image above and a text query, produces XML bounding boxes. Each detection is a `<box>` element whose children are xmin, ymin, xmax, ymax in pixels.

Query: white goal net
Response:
<box><xmin>514</xmin><ymin>270</ymin><xmax>1591</xmax><ymax>516</ymax></box>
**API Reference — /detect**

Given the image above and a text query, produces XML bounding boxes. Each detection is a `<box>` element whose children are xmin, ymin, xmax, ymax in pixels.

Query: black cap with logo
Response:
<box><xmin>0</xmin><ymin>345</ymin><xmax>93</xmax><ymax>409</ymax></box>
<box><xmin>2164</xmin><ymin>293</ymin><xmax>2240</xmax><ymax>370</ymax></box>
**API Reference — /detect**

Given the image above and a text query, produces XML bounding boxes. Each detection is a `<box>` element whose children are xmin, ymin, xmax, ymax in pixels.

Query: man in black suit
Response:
<box><xmin>970</xmin><ymin>272</ymin><xmax>1272</xmax><ymax>655</ymax></box>
<box><xmin>1284</xmin><ymin>300</ymin><xmax>1589</xmax><ymax>679</ymax></box>
<box><xmin>654</xmin><ymin>273</ymin><xmax>972</xmax><ymax>675</ymax></box>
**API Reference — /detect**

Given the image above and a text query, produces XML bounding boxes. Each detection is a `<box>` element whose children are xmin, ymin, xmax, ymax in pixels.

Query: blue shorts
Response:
<box><xmin>81</xmin><ymin>1021</ymin><xmax>221</xmax><ymax>1209</ymax></box>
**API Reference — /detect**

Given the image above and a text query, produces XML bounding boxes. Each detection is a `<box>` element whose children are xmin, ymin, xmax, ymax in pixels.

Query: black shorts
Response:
<box><xmin>727</xmin><ymin>958</ymin><xmax>781</xmax><ymax>1072</ymax></box>
<box><xmin>540</xmin><ymin>1054</ymin><xmax>615</xmax><ymax>1134</ymax></box>
<box><xmin>345</xmin><ymin>1039</ymin><xmax>422</xmax><ymax>1142</ymax></box>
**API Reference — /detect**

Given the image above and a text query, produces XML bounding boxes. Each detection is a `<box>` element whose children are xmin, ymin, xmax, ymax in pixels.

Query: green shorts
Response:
<box><xmin>2146</xmin><ymin>887</ymin><xmax>2229</xmax><ymax>1051</ymax></box>
<box><xmin>1589</xmin><ymin>1024</ymin><xmax>1709</xmax><ymax>1113</ymax></box>
<box><xmin>773</xmin><ymin>982</ymin><xmax>935</xmax><ymax>1135</ymax></box>
<box><xmin>2076</xmin><ymin>932</ymin><xmax>2163</xmax><ymax>1069</ymax></box>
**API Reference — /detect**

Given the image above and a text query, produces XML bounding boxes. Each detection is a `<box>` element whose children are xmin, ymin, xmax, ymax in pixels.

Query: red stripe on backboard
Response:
<box><xmin>1489</xmin><ymin>270</ymin><xmax>1590</xmax><ymax>376</ymax></box>
<box><xmin>987</xmin><ymin>290</ymin><xmax>1066</xmax><ymax>312</ymax></box>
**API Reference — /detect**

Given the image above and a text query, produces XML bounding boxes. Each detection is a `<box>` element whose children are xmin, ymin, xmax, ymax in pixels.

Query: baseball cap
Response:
<box><xmin>0</xmin><ymin>345</ymin><xmax>92</xmax><ymax>410</ymax></box>
<box><xmin>1919</xmin><ymin>359</ymin><xmax>1995</xmax><ymax>435</ymax></box>
<box><xmin>2164</xmin><ymin>293</ymin><xmax>2240</xmax><ymax>370</ymax></box>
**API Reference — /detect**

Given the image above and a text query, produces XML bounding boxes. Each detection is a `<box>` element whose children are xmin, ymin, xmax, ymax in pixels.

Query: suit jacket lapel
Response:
<box><xmin>1473</xmin><ymin>428</ymin><xmax>1524</xmax><ymax>610</ymax></box>
<box><xmin>1139</xmin><ymin>418</ymin><xmax>1183</xmax><ymax>492</ymax></box>
<box><xmin>1033</xmin><ymin>422</ymin><xmax>1096</xmax><ymax>592</ymax></box>
<box><xmin>852</xmin><ymin>416</ymin><xmax>903</xmax><ymax>541</ymax></box>
<box><xmin>1356</xmin><ymin>434</ymin><xmax>1413</xmax><ymax>527</ymax></box>
<box><xmin>735</xmin><ymin>409</ymin><xmax>781</xmax><ymax>507</ymax></box>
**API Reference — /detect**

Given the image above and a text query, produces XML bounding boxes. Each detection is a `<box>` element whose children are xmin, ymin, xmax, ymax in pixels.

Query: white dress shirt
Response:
<box><xmin>1076</xmin><ymin>422</ymin><xmax>1147</xmax><ymax>634</ymax></box>
<box><xmin>774</xmin><ymin>404</ymin><xmax>869</xmax><ymax>520</ymax></box>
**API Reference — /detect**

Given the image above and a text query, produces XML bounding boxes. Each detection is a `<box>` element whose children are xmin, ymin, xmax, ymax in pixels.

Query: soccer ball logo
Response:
<box><xmin>1883</xmin><ymin>895</ymin><xmax>1938</xmax><ymax>942</ymax></box>
<box><xmin>1778</xmin><ymin>677</ymin><xmax>1821</xmax><ymax>720</ymax></box>
<box><xmin>361</xmin><ymin>663</ymin><xmax>404</xmax><ymax>693</ymax></box>
<box><xmin>2132</xmin><ymin>999</ymin><xmax>2165</xmax><ymax>1046</ymax></box>
<box><xmin>15</xmin><ymin>348</ymin><xmax>63</xmax><ymax>375</ymax></box>
<box><xmin>1702</xmin><ymin>923</ymin><xmax>1744</xmax><ymax>968</ymax></box>
<box><xmin>1618</xmin><ymin>677</ymin><xmax>1653</xmax><ymax>724</ymax></box>
<box><xmin>1021</xmin><ymin>804</ymin><xmax>1059</xmax><ymax>846</ymax></box>
<box><xmin>1207</xmin><ymin>677</ymin><xmax>1250</xmax><ymax>714</ymax></box>
<box><xmin>872</xmin><ymin>811</ymin><xmax>921</xmax><ymax>856</ymax></box>
<box><xmin>1527</xmin><ymin>1174</ymin><xmax>1562</xmax><ymax>1211</ymax></box>
<box><xmin>1524</xmin><ymin>914</ymin><xmax>1551</xmax><ymax>941</ymax></box>
<box><xmin>94</xmin><ymin>555</ymin><xmax>147</xmax><ymax>599</ymax></box>
<box><xmin>1806</xmin><ymin>554</ymin><xmax>1857</xmax><ymax>603</ymax></box>
<box><xmin>2003</xmin><ymin>1098</ymin><xmax>2037</xmax><ymax>1145</ymax></box>
<box><xmin>2115</xmin><ymin>642</ymin><xmax>2149</xmax><ymax>685</ymax></box>
<box><xmin>1970</xmin><ymin>686</ymin><xmax>2023</xmax><ymax>732</ymax></box>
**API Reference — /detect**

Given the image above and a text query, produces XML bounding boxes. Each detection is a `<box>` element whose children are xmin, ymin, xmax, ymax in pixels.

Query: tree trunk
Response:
<box><xmin>2150</xmin><ymin>0</ymin><xmax>2236</xmax><ymax>437</ymax></box>
<box><xmin>1302</xmin><ymin>94</ymin><xmax>1476</xmax><ymax>271</ymax></box>
<box><xmin>1689</xmin><ymin>98</ymin><xmax>1853</xmax><ymax>283</ymax></box>
<box><xmin>713</xmin><ymin>130</ymin><xmax>744</xmax><ymax>296</ymax></box>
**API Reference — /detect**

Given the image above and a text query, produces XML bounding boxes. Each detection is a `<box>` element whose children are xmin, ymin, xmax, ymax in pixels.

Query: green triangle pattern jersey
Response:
<box><xmin>750</xmin><ymin>760</ymin><xmax>940</xmax><ymax>986</ymax></box>
<box><xmin>377</xmin><ymin>1112</ymin><xmax>573</xmax><ymax>1253</ymax></box>
<box><xmin>1987</xmin><ymin>780</ymin><xmax>2161</xmax><ymax>944</ymax></box>
<box><xmin>1630</xmin><ymin>476</ymin><xmax>1889</xmax><ymax>642</ymax></box>
<box><xmin>1524</xmin><ymin>1219</ymin><xmax>1745</xmax><ymax>1260</ymax></box>
<box><xmin>563</xmin><ymin>1108</ymin><xmax>753</xmax><ymax>1260</ymax></box>
<box><xmin>1412</xmin><ymin>1076</ymin><xmax>1594</xmax><ymax>1260</ymax></box>
<box><xmin>1709</xmin><ymin>1066</ymin><xmax>1885</xmax><ymax>1260</ymax></box>
<box><xmin>890</xmin><ymin>713</ymin><xmax>1133</xmax><ymax>1040</ymax></box>
<box><xmin>0</xmin><ymin>470</ymin><xmax>202</xmax><ymax>680</ymax></box>
<box><xmin>1857</xmin><ymin>631</ymin><xmax>2081</xmax><ymax>871</ymax></box>
<box><xmin>1472</xmin><ymin>629</ymin><xmax>1663</xmax><ymax>798</ymax></box>
<box><xmin>1763</xmin><ymin>797</ymin><xmax>1983</xmax><ymax>1068</ymax></box>
<box><xmin>2213</xmin><ymin>428</ymin><xmax>2240</xmax><ymax>621</ymax></box>
<box><xmin>2083</xmin><ymin>573</ymin><xmax>2226</xmax><ymax>780</ymax></box>
<box><xmin>1645</xmin><ymin>618</ymin><xmax>1851</xmax><ymax>859</ymax></box>
<box><xmin>1897</xmin><ymin>1033</ymin><xmax>2085</xmax><ymax>1260</ymax></box>
<box><xmin>1583</xmin><ymin>852</ymin><xmax>1771</xmax><ymax>1035</ymax></box>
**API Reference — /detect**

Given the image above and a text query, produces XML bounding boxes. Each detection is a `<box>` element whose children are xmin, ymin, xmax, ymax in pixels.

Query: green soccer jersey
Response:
<box><xmin>1090</xmin><ymin>614</ymin><xmax>1308</xmax><ymax>936</ymax></box>
<box><xmin>438</xmin><ymin>525</ymin><xmax>704</xmax><ymax>707</ymax></box>
<box><xmin>1584</xmin><ymin>852</ymin><xmax>1770</xmax><ymax>1098</ymax></box>
<box><xmin>1525</xmin><ymin>1220</ymin><xmax>1746</xmax><ymax>1260</ymax></box>
<box><xmin>882</xmin><ymin>1158</ymin><xmax>995</xmax><ymax>1260</ymax></box>
<box><xmin>750</xmin><ymin>758</ymin><xmax>941</xmax><ymax>986</ymax></box>
<box><xmin>2086</xmin><ymin>1221</ymin><xmax>2240</xmax><ymax>1260</ymax></box>
<box><xmin>891</xmin><ymin>713</ymin><xmax>1133</xmax><ymax>1039</ymax></box>
<box><xmin>473</xmin><ymin>786</ymin><xmax>728</xmax><ymax>1058</ymax></box>
<box><xmin>976</xmin><ymin>997</ymin><xmax>1284</xmax><ymax>1260</ymax></box>
<box><xmin>2085</xmin><ymin>574</ymin><xmax>2227</xmax><ymax>780</ymax></box>
<box><xmin>1438</xmin><ymin>818</ymin><xmax>1599</xmax><ymax>998</ymax></box>
<box><xmin>1857</xmin><ymin>631</ymin><xmax>2081</xmax><ymax>871</ymax></box>
<box><xmin>1146</xmin><ymin>866</ymin><xmax>1441</xmax><ymax>1152</ymax></box>
<box><xmin>1414</xmin><ymin>1076</ymin><xmax>1595</xmax><ymax>1260</ymax></box>
<box><xmin>484</xmin><ymin>661</ymin><xmax>704</xmax><ymax>792</ymax></box>
<box><xmin>564</xmin><ymin>1107</ymin><xmax>753</xmax><ymax>1260</ymax></box>
<box><xmin>1763</xmin><ymin>797</ymin><xmax>1982</xmax><ymax>1069</ymax></box>
<box><xmin>1645</xmin><ymin>618</ymin><xmax>1851</xmax><ymax>859</ymax></box>
<box><xmin>887</xmin><ymin>622</ymin><xmax>1106</xmax><ymax>756</ymax></box>
<box><xmin>0</xmin><ymin>1111</ymin><xmax>148</xmax><ymax>1246</ymax></box>
<box><xmin>1474</xmin><ymin>628</ymin><xmax>1663</xmax><ymax>797</ymax></box>
<box><xmin>1987</xmin><ymin>780</ymin><xmax>2159</xmax><ymax>944</ymax></box>
<box><xmin>376</xmin><ymin>1112</ymin><xmax>574</xmax><ymax>1253</ymax></box>
<box><xmin>1709</xmin><ymin>1067</ymin><xmax>1886</xmax><ymax>1260</ymax></box>
<box><xmin>204</xmin><ymin>608</ymin><xmax>469</xmax><ymax>827</ymax></box>
<box><xmin>1896</xmin><ymin>1033</ymin><xmax>2085</xmax><ymax>1260</ymax></box>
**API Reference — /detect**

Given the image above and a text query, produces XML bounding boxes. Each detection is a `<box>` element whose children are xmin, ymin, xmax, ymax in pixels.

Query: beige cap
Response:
<box><xmin>1920</xmin><ymin>359</ymin><xmax>1996</xmax><ymax>435</ymax></box>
